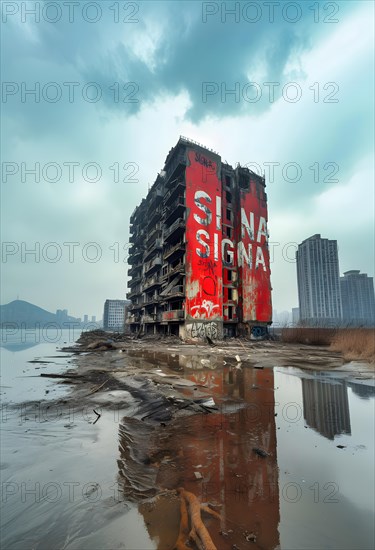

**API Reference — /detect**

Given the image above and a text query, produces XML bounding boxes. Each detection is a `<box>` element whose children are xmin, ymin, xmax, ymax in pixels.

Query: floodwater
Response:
<box><xmin>1</xmin><ymin>331</ymin><xmax>374</xmax><ymax>549</ymax></box>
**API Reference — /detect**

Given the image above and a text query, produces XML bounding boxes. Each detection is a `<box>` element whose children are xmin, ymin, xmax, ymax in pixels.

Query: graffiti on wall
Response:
<box><xmin>187</xmin><ymin>321</ymin><xmax>219</xmax><ymax>340</ymax></box>
<box><xmin>191</xmin><ymin>300</ymin><xmax>219</xmax><ymax>318</ymax></box>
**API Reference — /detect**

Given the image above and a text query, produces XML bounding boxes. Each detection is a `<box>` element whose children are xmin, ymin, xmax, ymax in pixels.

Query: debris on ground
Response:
<box><xmin>252</xmin><ymin>447</ymin><xmax>269</xmax><ymax>458</ymax></box>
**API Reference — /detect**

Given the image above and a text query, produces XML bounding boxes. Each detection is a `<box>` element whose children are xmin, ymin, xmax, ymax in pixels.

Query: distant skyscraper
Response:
<box><xmin>302</xmin><ymin>376</ymin><xmax>351</xmax><ymax>440</ymax></box>
<box><xmin>83</xmin><ymin>314</ymin><xmax>89</xmax><ymax>324</ymax></box>
<box><xmin>340</xmin><ymin>270</ymin><xmax>375</xmax><ymax>326</ymax></box>
<box><xmin>296</xmin><ymin>234</ymin><xmax>342</xmax><ymax>325</ymax></box>
<box><xmin>103</xmin><ymin>299</ymin><xmax>129</xmax><ymax>331</ymax></box>
<box><xmin>91</xmin><ymin>315</ymin><xmax>96</xmax><ymax>323</ymax></box>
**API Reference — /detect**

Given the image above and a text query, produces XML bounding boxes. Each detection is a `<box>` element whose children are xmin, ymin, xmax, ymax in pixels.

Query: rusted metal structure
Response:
<box><xmin>127</xmin><ymin>137</ymin><xmax>272</xmax><ymax>339</ymax></box>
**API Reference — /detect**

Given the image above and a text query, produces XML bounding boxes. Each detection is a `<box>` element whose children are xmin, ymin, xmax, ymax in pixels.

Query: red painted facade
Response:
<box><xmin>184</xmin><ymin>147</ymin><xmax>272</xmax><ymax>328</ymax></box>
<box><xmin>238</xmin><ymin>175</ymin><xmax>272</xmax><ymax>323</ymax></box>
<box><xmin>185</xmin><ymin>149</ymin><xmax>223</xmax><ymax>321</ymax></box>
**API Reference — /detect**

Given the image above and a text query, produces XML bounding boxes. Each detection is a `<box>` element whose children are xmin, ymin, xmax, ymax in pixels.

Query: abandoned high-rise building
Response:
<box><xmin>126</xmin><ymin>136</ymin><xmax>272</xmax><ymax>339</ymax></box>
<box><xmin>296</xmin><ymin>234</ymin><xmax>343</xmax><ymax>326</ymax></box>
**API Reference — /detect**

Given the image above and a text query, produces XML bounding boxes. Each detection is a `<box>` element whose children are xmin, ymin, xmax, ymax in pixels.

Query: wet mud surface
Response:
<box><xmin>1</xmin><ymin>336</ymin><xmax>374</xmax><ymax>549</ymax></box>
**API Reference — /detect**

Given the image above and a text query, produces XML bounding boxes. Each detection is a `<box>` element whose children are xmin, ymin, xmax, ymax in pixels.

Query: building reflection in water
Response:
<box><xmin>118</xmin><ymin>364</ymin><xmax>280</xmax><ymax>549</ymax></box>
<box><xmin>301</xmin><ymin>375</ymin><xmax>351</xmax><ymax>440</ymax></box>
<box><xmin>347</xmin><ymin>380</ymin><xmax>375</xmax><ymax>400</ymax></box>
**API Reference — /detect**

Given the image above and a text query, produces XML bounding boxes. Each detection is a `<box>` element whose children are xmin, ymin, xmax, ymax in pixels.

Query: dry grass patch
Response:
<box><xmin>280</xmin><ymin>327</ymin><xmax>336</xmax><ymax>346</ymax></box>
<box><xmin>280</xmin><ymin>327</ymin><xmax>375</xmax><ymax>363</ymax></box>
<box><xmin>330</xmin><ymin>328</ymin><xmax>375</xmax><ymax>363</ymax></box>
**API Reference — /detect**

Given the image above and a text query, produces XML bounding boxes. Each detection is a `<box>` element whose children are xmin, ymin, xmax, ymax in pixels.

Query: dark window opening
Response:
<box><xmin>228</xmin><ymin>288</ymin><xmax>233</xmax><ymax>300</ymax></box>
<box><xmin>226</xmin><ymin>191</ymin><xmax>232</xmax><ymax>203</ymax></box>
<box><xmin>225</xmin><ymin>175</ymin><xmax>231</xmax><ymax>188</ymax></box>
<box><xmin>226</xmin><ymin>226</ymin><xmax>232</xmax><ymax>238</ymax></box>
<box><xmin>228</xmin><ymin>306</ymin><xmax>233</xmax><ymax>320</ymax></box>
<box><xmin>227</xmin><ymin>270</ymin><xmax>232</xmax><ymax>281</ymax></box>
<box><xmin>226</xmin><ymin>208</ymin><xmax>231</xmax><ymax>221</ymax></box>
<box><xmin>239</xmin><ymin>173</ymin><xmax>249</xmax><ymax>190</ymax></box>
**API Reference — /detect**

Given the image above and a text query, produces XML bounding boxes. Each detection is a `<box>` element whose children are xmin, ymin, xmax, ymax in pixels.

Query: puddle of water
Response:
<box><xmin>274</xmin><ymin>367</ymin><xmax>375</xmax><ymax>550</ymax></box>
<box><xmin>127</xmin><ymin>359</ymin><xmax>375</xmax><ymax>550</ymax></box>
<box><xmin>1</xmin><ymin>406</ymin><xmax>156</xmax><ymax>549</ymax></box>
<box><xmin>0</xmin><ymin>328</ymin><xmax>82</xmax><ymax>404</ymax></box>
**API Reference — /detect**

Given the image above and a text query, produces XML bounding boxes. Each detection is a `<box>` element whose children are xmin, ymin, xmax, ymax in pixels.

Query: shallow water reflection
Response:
<box><xmin>125</xmin><ymin>363</ymin><xmax>375</xmax><ymax>549</ymax></box>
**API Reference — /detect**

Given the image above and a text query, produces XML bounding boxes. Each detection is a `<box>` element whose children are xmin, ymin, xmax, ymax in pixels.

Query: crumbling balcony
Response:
<box><xmin>147</xmin><ymin>187</ymin><xmax>163</xmax><ymax>209</ymax></box>
<box><xmin>165</xmin><ymin>197</ymin><xmax>185</xmax><ymax>225</ymax></box>
<box><xmin>164</xmin><ymin>149</ymin><xmax>186</xmax><ymax>187</ymax></box>
<box><xmin>143</xmin><ymin>276</ymin><xmax>162</xmax><ymax>291</ymax></box>
<box><xmin>161</xmin><ymin>309</ymin><xmax>184</xmax><ymax>321</ymax></box>
<box><xmin>146</xmin><ymin>223</ymin><xmax>163</xmax><ymax>245</ymax></box>
<box><xmin>164</xmin><ymin>218</ymin><xmax>185</xmax><ymax>242</ymax></box>
<box><xmin>144</xmin><ymin>256</ymin><xmax>162</xmax><ymax>275</ymax></box>
<box><xmin>127</xmin><ymin>263</ymin><xmax>142</xmax><ymax>278</ymax></box>
<box><xmin>144</xmin><ymin>239</ymin><xmax>163</xmax><ymax>262</ymax></box>
<box><xmin>147</xmin><ymin>207</ymin><xmax>163</xmax><ymax>229</ymax></box>
<box><xmin>163</xmin><ymin>240</ymin><xmax>185</xmax><ymax>261</ymax></box>
<box><xmin>163</xmin><ymin>180</ymin><xmax>185</xmax><ymax>205</ymax></box>
<box><xmin>128</xmin><ymin>273</ymin><xmax>142</xmax><ymax>286</ymax></box>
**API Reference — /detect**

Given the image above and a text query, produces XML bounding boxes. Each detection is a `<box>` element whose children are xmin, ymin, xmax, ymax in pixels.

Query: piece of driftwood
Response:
<box><xmin>174</xmin><ymin>488</ymin><xmax>220</xmax><ymax>550</ymax></box>
<box><xmin>86</xmin><ymin>379</ymin><xmax>109</xmax><ymax>395</ymax></box>
<box><xmin>40</xmin><ymin>373</ymin><xmax>83</xmax><ymax>379</ymax></box>
<box><xmin>239</xmin><ymin>339</ymin><xmax>248</xmax><ymax>352</ymax></box>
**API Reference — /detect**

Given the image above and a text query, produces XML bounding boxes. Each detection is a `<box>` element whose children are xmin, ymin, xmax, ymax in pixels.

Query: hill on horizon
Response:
<box><xmin>0</xmin><ymin>299</ymin><xmax>79</xmax><ymax>327</ymax></box>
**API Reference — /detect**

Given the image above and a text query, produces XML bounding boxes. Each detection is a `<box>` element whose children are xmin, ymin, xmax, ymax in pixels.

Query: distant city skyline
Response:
<box><xmin>295</xmin><ymin>234</ymin><xmax>375</xmax><ymax>326</ymax></box>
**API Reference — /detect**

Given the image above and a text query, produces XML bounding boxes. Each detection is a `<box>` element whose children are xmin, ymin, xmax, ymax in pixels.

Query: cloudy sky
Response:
<box><xmin>1</xmin><ymin>0</ymin><xmax>374</xmax><ymax>320</ymax></box>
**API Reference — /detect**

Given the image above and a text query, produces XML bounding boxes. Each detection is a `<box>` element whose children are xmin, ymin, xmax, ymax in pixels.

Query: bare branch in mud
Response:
<box><xmin>86</xmin><ymin>379</ymin><xmax>109</xmax><ymax>395</ymax></box>
<box><xmin>174</xmin><ymin>487</ymin><xmax>220</xmax><ymax>550</ymax></box>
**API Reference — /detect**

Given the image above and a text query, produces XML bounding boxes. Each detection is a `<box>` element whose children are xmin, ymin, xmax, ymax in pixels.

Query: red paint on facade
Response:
<box><xmin>185</xmin><ymin>149</ymin><xmax>223</xmax><ymax>320</ymax></box>
<box><xmin>239</xmin><ymin>177</ymin><xmax>272</xmax><ymax>322</ymax></box>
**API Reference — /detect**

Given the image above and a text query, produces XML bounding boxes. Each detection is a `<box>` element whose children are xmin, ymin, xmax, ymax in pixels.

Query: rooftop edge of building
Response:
<box><xmin>130</xmin><ymin>137</ymin><xmax>266</xmax><ymax>225</ymax></box>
